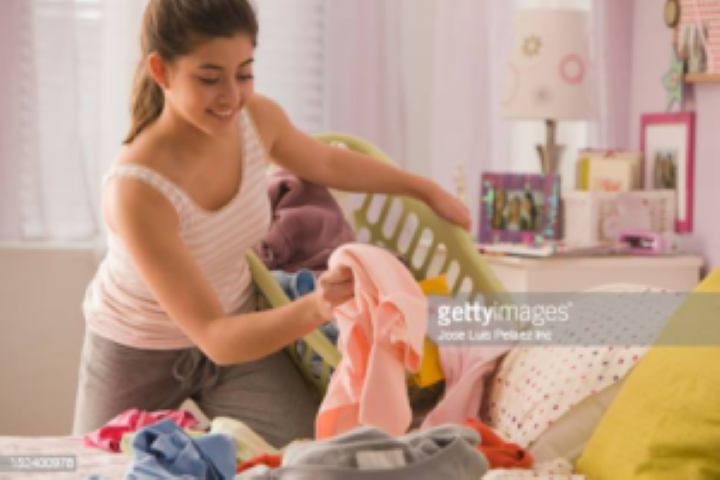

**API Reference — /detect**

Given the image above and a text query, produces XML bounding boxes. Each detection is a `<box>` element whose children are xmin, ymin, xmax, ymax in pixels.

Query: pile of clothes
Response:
<box><xmin>85</xmin><ymin>410</ymin><xmax>533</xmax><ymax>479</ymax></box>
<box><xmin>82</xmin><ymin>245</ymin><xmax>538</xmax><ymax>479</ymax></box>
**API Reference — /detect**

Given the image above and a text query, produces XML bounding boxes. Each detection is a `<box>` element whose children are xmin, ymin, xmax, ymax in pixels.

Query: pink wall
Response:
<box><xmin>631</xmin><ymin>0</ymin><xmax>720</xmax><ymax>271</ymax></box>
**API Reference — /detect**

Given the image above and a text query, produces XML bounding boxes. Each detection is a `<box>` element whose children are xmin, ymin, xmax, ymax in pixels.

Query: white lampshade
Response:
<box><xmin>502</xmin><ymin>9</ymin><xmax>594</xmax><ymax>121</ymax></box>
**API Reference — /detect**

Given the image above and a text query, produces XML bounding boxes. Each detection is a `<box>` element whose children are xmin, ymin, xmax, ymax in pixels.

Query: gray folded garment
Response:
<box><xmin>236</xmin><ymin>425</ymin><xmax>488</xmax><ymax>480</ymax></box>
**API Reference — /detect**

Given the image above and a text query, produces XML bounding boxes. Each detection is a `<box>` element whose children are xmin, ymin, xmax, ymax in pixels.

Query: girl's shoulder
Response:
<box><xmin>103</xmin><ymin>140</ymin><xmax>185</xmax><ymax>235</ymax></box>
<box><xmin>246</xmin><ymin>93</ymin><xmax>291</xmax><ymax>154</ymax></box>
<box><xmin>114</xmin><ymin>135</ymin><xmax>183</xmax><ymax>183</ymax></box>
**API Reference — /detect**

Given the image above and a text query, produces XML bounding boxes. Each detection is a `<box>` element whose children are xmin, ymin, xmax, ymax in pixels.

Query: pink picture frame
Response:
<box><xmin>640</xmin><ymin>112</ymin><xmax>695</xmax><ymax>233</ymax></box>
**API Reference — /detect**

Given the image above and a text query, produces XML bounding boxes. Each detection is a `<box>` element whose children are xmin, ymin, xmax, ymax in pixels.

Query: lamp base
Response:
<box><xmin>536</xmin><ymin>144</ymin><xmax>565</xmax><ymax>175</ymax></box>
<box><xmin>536</xmin><ymin>119</ymin><xmax>564</xmax><ymax>175</ymax></box>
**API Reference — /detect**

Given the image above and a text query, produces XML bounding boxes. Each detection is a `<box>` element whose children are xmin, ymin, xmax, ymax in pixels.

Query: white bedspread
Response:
<box><xmin>0</xmin><ymin>437</ymin><xmax>582</xmax><ymax>479</ymax></box>
<box><xmin>0</xmin><ymin>435</ymin><xmax>129</xmax><ymax>479</ymax></box>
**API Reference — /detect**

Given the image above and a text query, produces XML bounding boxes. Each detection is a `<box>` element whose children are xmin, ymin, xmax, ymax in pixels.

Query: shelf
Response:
<box><xmin>685</xmin><ymin>73</ymin><xmax>720</xmax><ymax>84</ymax></box>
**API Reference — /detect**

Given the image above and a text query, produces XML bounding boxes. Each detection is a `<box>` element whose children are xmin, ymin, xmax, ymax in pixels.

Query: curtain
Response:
<box><xmin>429</xmin><ymin>0</ymin><xmax>515</xmax><ymax>232</ymax></box>
<box><xmin>0</xmin><ymin>0</ymin><xmax>634</xmax><ymax>242</ymax></box>
<box><xmin>0</xmin><ymin>0</ymin><xmax>113</xmax><ymax>242</ymax></box>
<box><xmin>588</xmin><ymin>0</ymin><xmax>635</xmax><ymax>150</ymax></box>
<box><xmin>324</xmin><ymin>0</ymin><xmax>408</xmax><ymax>167</ymax></box>
<box><xmin>0</xmin><ymin>0</ymin><xmax>329</xmax><ymax>243</ymax></box>
<box><xmin>0</xmin><ymin>0</ymin><xmax>99</xmax><ymax>241</ymax></box>
<box><xmin>254</xmin><ymin>0</ymin><xmax>327</xmax><ymax>135</ymax></box>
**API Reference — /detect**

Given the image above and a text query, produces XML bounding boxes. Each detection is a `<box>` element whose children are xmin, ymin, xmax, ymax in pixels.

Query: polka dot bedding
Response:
<box><xmin>485</xmin><ymin>284</ymin><xmax>674</xmax><ymax>448</ymax></box>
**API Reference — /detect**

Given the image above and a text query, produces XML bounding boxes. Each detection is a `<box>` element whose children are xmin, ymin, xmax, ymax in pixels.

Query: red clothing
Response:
<box><xmin>464</xmin><ymin>419</ymin><xmax>534</xmax><ymax>469</ymax></box>
<box><xmin>237</xmin><ymin>453</ymin><xmax>283</xmax><ymax>474</ymax></box>
<box><xmin>83</xmin><ymin>409</ymin><xmax>199</xmax><ymax>453</ymax></box>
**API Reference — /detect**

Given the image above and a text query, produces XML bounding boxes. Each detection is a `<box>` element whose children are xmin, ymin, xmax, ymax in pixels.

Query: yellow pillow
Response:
<box><xmin>412</xmin><ymin>276</ymin><xmax>450</xmax><ymax>388</ymax></box>
<box><xmin>576</xmin><ymin>270</ymin><xmax>720</xmax><ymax>479</ymax></box>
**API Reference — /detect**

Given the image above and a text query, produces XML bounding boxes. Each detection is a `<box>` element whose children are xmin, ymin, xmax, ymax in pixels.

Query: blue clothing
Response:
<box><xmin>295</xmin><ymin>322</ymin><xmax>340</xmax><ymax>378</ymax></box>
<box><xmin>127</xmin><ymin>419</ymin><xmax>236</xmax><ymax>479</ymax></box>
<box><xmin>271</xmin><ymin>268</ymin><xmax>336</xmax><ymax>378</ymax></box>
<box><xmin>271</xmin><ymin>270</ymin><xmax>317</xmax><ymax>300</ymax></box>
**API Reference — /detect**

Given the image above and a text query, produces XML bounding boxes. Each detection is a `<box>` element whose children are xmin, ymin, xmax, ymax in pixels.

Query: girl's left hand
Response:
<box><xmin>425</xmin><ymin>186</ymin><xmax>472</xmax><ymax>232</ymax></box>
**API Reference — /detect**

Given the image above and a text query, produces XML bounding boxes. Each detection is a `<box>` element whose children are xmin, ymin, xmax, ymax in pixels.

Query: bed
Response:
<box><xmin>0</xmin><ymin>436</ymin><xmax>128</xmax><ymax>479</ymax></box>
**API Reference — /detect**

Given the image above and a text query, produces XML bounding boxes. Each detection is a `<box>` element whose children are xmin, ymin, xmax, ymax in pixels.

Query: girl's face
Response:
<box><xmin>158</xmin><ymin>33</ymin><xmax>256</xmax><ymax>136</ymax></box>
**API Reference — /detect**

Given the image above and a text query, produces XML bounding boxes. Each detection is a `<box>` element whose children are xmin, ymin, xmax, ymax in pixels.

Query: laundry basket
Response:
<box><xmin>247</xmin><ymin>133</ymin><xmax>509</xmax><ymax>394</ymax></box>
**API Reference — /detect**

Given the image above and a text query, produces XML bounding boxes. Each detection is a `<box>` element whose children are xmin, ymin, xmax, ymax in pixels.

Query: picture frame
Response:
<box><xmin>577</xmin><ymin>150</ymin><xmax>642</xmax><ymax>192</ymax></box>
<box><xmin>673</xmin><ymin>0</ymin><xmax>720</xmax><ymax>76</ymax></box>
<box><xmin>640</xmin><ymin>112</ymin><xmax>695</xmax><ymax>232</ymax></box>
<box><xmin>479</xmin><ymin>173</ymin><xmax>562</xmax><ymax>244</ymax></box>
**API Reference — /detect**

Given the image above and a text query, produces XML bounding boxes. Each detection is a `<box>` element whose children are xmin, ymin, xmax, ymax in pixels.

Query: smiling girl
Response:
<box><xmin>72</xmin><ymin>0</ymin><xmax>470</xmax><ymax>446</ymax></box>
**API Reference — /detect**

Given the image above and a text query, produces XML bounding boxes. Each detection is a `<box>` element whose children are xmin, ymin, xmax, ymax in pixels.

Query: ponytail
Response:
<box><xmin>123</xmin><ymin>63</ymin><xmax>164</xmax><ymax>144</ymax></box>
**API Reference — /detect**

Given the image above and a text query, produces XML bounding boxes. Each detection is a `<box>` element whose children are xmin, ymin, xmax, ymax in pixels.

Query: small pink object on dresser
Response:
<box><xmin>618</xmin><ymin>230</ymin><xmax>682</xmax><ymax>255</ymax></box>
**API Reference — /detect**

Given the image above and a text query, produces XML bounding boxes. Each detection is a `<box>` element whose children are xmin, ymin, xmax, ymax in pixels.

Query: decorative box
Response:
<box><xmin>562</xmin><ymin>190</ymin><xmax>676</xmax><ymax>245</ymax></box>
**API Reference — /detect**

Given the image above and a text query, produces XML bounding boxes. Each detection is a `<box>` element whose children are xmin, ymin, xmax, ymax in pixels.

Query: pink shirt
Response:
<box><xmin>83</xmin><ymin>108</ymin><xmax>271</xmax><ymax>349</ymax></box>
<box><xmin>316</xmin><ymin>244</ymin><xmax>427</xmax><ymax>439</ymax></box>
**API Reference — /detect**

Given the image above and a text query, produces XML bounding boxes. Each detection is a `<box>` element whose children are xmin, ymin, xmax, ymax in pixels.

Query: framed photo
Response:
<box><xmin>479</xmin><ymin>173</ymin><xmax>562</xmax><ymax>244</ymax></box>
<box><xmin>675</xmin><ymin>0</ymin><xmax>720</xmax><ymax>75</ymax></box>
<box><xmin>577</xmin><ymin>150</ymin><xmax>642</xmax><ymax>192</ymax></box>
<box><xmin>640</xmin><ymin>112</ymin><xmax>695</xmax><ymax>232</ymax></box>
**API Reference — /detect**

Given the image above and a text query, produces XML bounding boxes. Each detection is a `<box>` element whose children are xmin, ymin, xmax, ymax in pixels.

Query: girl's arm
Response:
<box><xmin>249</xmin><ymin>95</ymin><xmax>471</xmax><ymax>231</ymax></box>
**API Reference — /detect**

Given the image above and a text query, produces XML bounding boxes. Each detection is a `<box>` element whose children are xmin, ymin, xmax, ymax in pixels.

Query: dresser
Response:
<box><xmin>478</xmin><ymin>254</ymin><xmax>704</xmax><ymax>292</ymax></box>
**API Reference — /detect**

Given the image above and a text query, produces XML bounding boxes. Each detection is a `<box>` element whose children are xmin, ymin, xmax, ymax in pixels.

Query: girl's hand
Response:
<box><xmin>314</xmin><ymin>267</ymin><xmax>355</xmax><ymax>322</ymax></box>
<box><xmin>425</xmin><ymin>185</ymin><xmax>472</xmax><ymax>232</ymax></box>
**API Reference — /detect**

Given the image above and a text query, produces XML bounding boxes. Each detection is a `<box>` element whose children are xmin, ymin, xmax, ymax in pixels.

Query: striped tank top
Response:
<box><xmin>83</xmin><ymin>108</ymin><xmax>271</xmax><ymax>349</ymax></box>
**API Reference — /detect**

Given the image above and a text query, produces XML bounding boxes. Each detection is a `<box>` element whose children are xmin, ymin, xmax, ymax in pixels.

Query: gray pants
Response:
<box><xmin>72</xmin><ymin>331</ymin><xmax>320</xmax><ymax>448</ymax></box>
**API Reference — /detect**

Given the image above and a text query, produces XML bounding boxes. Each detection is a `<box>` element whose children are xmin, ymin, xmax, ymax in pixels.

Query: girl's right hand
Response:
<box><xmin>314</xmin><ymin>267</ymin><xmax>355</xmax><ymax>321</ymax></box>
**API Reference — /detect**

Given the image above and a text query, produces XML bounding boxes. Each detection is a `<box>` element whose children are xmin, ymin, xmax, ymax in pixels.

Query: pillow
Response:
<box><xmin>485</xmin><ymin>284</ymin><xmax>664</xmax><ymax>449</ymax></box>
<box><xmin>576</xmin><ymin>270</ymin><xmax>720</xmax><ymax>479</ymax></box>
<box><xmin>529</xmin><ymin>380</ymin><xmax>622</xmax><ymax>463</ymax></box>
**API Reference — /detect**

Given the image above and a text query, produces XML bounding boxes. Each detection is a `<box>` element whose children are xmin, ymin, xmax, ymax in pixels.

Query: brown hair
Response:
<box><xmin>124</xmin><ymin>0</ymin><xmax>258</xmax><ymax>144</ymax></box>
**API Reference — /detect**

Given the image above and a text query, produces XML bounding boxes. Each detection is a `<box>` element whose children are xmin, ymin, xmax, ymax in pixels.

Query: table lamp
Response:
<box><xmin>502</xmin><ymin>8</ymin><xmax>594</xmax><ymax>175</ymax></box>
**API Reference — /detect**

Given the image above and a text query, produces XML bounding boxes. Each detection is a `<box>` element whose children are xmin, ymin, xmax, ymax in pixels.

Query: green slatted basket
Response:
<box><xmin>246</xmin><ymin>133</ymin><xmax>509</xmax><ymax>394</ymax></box>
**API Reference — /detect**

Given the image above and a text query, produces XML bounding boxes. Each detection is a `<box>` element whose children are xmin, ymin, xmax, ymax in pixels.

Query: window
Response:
<box><xmin>16</xmin><ymin>0</ymin><xmax>104</xmax><ymax>239</ymax></box>
<box><xmin>3</xmin><ymin>0</ymin><xmax>328</xmax><ymax>242</ymax></box>
<box><xmin>253</xmin><ymin>0</ymin><xmax>327</xmax><ymax>134</ymax></box>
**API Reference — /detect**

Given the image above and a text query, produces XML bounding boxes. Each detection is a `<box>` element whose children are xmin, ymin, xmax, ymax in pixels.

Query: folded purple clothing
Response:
<box><xmin>261</xmin><ymin>170</ymin><xmax>355</xmax><ymax>272</ymax></box>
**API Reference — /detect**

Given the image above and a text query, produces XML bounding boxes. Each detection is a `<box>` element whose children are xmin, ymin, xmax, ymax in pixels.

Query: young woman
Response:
<box><xmin>505</xmin><ymin>196</ymin><xmax>522</xmax><ymax>232</ymax></box>
<box><xmin>73</xmin><ymin>0</ymin><xmax>470</xmax><ymax>447</ymax></box>
<box><xmin>491</xmin><ymin>189</ymin><xmax>507</xmax><ymax>230</ymax></box>
<box><xmin>520</xmin><ymin>192</ymin><xmax>538</xmax><ymax>231</ymax></box>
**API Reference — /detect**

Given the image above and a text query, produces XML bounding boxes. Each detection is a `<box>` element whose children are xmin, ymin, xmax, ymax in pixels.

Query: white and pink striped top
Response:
<box><xmin>83</xmin><ymin>108</ymin><xmax>271</xmax><ymax>349</ymax></box>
